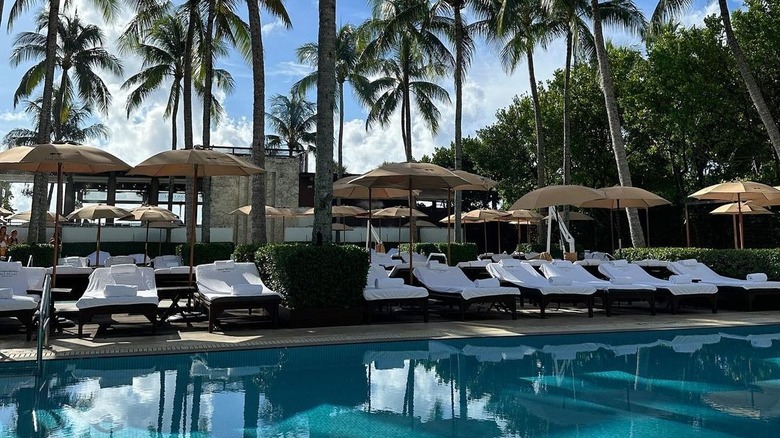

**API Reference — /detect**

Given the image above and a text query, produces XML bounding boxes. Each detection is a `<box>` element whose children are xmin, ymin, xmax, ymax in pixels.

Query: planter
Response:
<box><xmin>279</xmin><ymin>306</ymin><xmax>364</xmax><ymax>328</ymax></box>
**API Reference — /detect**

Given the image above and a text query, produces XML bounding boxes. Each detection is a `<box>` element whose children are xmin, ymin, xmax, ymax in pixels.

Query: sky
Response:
<box><xmin>0</xmin><ymin>0</ymin><xmax>725</xmax><ymax>213</ymax></box>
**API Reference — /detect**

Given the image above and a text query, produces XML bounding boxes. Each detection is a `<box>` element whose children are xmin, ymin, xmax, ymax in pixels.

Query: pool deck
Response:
<box><xmin>2</xmin><ymin>303</ymin><xmax>780</xmax><ymax>362</ymax></box>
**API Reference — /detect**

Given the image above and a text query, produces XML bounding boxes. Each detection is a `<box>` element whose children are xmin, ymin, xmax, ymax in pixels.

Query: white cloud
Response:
<box><xmin>0</xmin><ymin>111</ymin><xmax>27</xmax><ymax>122</ymax></box>
<box><xmin>268</xmin><ymin>61</ymin><xmax>313</xmax><ymax>79</ymax></box>
<box><xmin>262</xmin><ymin>20</ymin><xmax>287</xmax><ymax>35</ymax></box>
<box><xmin>680</xmin><ymin>2</ymin><xmax>722</xmax><ymax>27</ymax></box>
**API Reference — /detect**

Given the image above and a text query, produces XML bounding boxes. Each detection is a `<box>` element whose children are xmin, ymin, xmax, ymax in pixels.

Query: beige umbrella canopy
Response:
<box><xmin>122</xmin><ymin>206</ymin><xmax>180</xmax><ymax>263</ymax></box>
<box><xmin>581</xmin><ymin>186</ymin><xmax>671</xmax><ymax>209</ymax></box>
<box><xmin>509</xmin><ymin>185</ymin><xmax>604</xmax><ymax>210</ymax></box>
<box><xmin>463</xmin><ymin>209</ymin><xmax>509</xmax><ymax>253</ymax></box>
<box><xmin>690</xmin><ymin>181</ymin><xmax>780</xmax><ymax>249</ymax></box>
<box><xmin>7</xmin><ymin>210</ymin><xmax>68</xmax><ymax>222</ymax></box>
<box><xmin>0</xmin><ymin>144</ymin><xmax>131</xmax><ymax>278</ymax></box>
<box><xmin>402</xmin><ymin>220</ymin><xmax>437</xmax><ymax>228</ymax></box>
<box><xmin>542</xmin><ymin>211</ymin><xmax>594</xmax><ymax>221</ymax></box>
<box><xmin>128</xmin><ymin>148</ymin><xmax>264</xmax><ymax>284</ymax></box>
<box><xmin>331</xmin><ymin>222</ymin><xmax>354</xmax><ymax>231</ymax></box>
<box><xmin>229</xmin><ymin>205</ymin><xmax>287</xmax><ymax>217</ymax></box>
<box><xmin>711</xmin><ymin>202</ymin><xmax>773</xmax><ymax>249</ymax></box>
<box><xmin>0</xmin><ymin>207</ymin><xmax>12</xmax><ymax>217</ymax></box>
<box><xmin>302</xmin><ymin>205</ymin><xmax>368</xmax><ymax>217</ymax></box>
<box><xmin>68</xmin><ymin>204</ymin><xmax>132</xmax><ymax>266</ymax></box>
<box><xmin>451</xmin><ymin>170</ymin><xmax>498</xmax><ymax>191</ymax></box>
<box><xmin>370</xmin><ymin>206</ymin><xmax>428</xmax><ymax>218</ymax></box>
<box><xmin>332</xmin><ymin>176</ymin><xmax>410</xmax><ymax>199</ymax></box>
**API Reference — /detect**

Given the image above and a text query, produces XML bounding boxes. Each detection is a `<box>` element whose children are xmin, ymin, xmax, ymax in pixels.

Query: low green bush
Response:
<box><xmin>616</xmin><ymin>247</ymin><xmax>780</xmax><ymax>280</ymax></box>
<box><xmin>8</xmin><ymin>244</ymin><xmax>55</xmax><ymax>267</ymax></box>
<box><xmin>176</xmin><ymin>242</ymin><xmax>236</xmax><ymax>266</ymax></box>
<box><xmin>398</xmin><ymin>242</ymin><xmax>479</xmax><ymax>265</ymax></box>
<box><xmin>255</xmin><ymin>243</ymin><xmax>369</xmax><ymax>309</ymax></box>
<box><xmin>232</xmin><ymin>243</ymin><xmax>262</xmax><ymax>262</ymax></box>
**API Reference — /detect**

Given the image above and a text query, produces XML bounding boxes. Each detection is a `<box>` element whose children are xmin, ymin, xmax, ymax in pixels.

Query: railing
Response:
<box><xmin>36</xmin><ymin>274</ymin><xmax>52</xmax><ymax>373</ymax></box>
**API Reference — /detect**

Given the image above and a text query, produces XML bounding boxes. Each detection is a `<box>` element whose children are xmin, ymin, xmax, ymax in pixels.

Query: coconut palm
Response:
<box><xmin>294</xmin><ymin>24</ymin><xmax>374</xmax><ymax>181</ymax></box>
<box><xmin>266</xmin><ymin>92</ymin><xmax>317</xmax><ymax>159</ymax></box>
<box><xmin>651</xmin><ymin>0</ymin><xmax>780</xmax><ymax>162</ymax></box>
<box><xmin>363</xmin><ymin>0</ymin><xmax>453</xmax><ymax>161</ymax></box>
<box><xmin>590</xmin><ymin>0</ymin><xmax>647</xmax><ymax>246</ymax></box>
<box><xmin>246</xmin><ymin>0</ymin><xmax>291</xmax><ymax>244</ymax></box>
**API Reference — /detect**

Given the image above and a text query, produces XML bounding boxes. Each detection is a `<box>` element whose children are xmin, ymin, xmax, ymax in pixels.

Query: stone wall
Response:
<box><xmin>209</xmin><ymin>156</ymin><xmax>300</xmax><ymax>245</ymax></box>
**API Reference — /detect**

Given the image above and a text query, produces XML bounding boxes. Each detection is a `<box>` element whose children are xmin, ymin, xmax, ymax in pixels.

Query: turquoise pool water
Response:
<box><xmin>3</xmin><ymin>326</ymin><xmax>780</xmax><ymax>437</ymax></box>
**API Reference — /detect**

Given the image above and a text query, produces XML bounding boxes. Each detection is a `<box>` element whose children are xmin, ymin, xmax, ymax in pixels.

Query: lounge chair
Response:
<box><xmin>364</xmin><ymin>264</ymin><xmax>428</xmax><ymax>323</ymax></box>
<box><xmin>413</xmin><ymin>261</ymin><xmax>520</xmax><ymax>320</ymax></box>
<box><xmin>540</xmin><ymin>260</ymin><xmax>657</xmax><ymax>316</ymax></box>
<box><xmin>129</xmin><ymin>254</ymin><xmax>152</xmax><ymax>265</ymax></box>
<box><xmin>486</xmin><ymin>259</ymin><xmax>597</xmax><ymax>318</ymax></box>
<box><xmin>86</xmin><ymin>251</ymin><xmax>111</xmax><ymax>267</ymax></box>
<box><xmin>195</xmin><ymin>261</ymin><xmax>281</xmax><ymax>332</ymax></box>
<box><xmin>668</xmin><ymin>259</ymin><xmax>780</xmax><ymax>310</ymax></box>
<box><xmin>455</xmin><ymin>260</ymin><xmax>492</xmax><ymax>281</ymax></box>
<box><xmin>75</xmin><ymin>264</ymin><xmax>159</xmax><ymax>336</ymax></box>
<box><xmin>48</xmin><ymin>264</ymin><xmax>93</xmax><ymax>299</ymax></box>
<box><xmin>0</xmin><ymin>262</ymin><xmax>41</xmax><ymax>340</ymax></box>
<box><xmin>598</xmin><ymin>260</ymin><xmax>718</xmax><ymax>314</ymax></box>
<box><xmin>104</xmin><ymin>255</ymin><xmax>137</xmax><ymax>267</ymax></box>
<box><xmin>59</xmin><ymin>256</ymin><xmax>89</xmax><ymax>267</ymax></box>
<box><xmin>153</xmin><ymin>255</ymin><xmax>183</xmax><ymax>269</ymax></box>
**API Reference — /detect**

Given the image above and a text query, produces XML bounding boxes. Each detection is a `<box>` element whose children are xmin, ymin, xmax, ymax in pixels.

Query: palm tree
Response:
<box><xmin>246</xmin><ymin>0</ymin><xmax>291</xmax><ymax>244</ymax></box>
<box><xmin>266</xmin><ymin>93</ymin><xmax>317</xmax><ymax>159</ymax></box>
<box><xmin>651</xmin><ymin>0</ymin><xmax>780</xmax><ymax>162</ymax></box>
<box><xmin>313</xmin><ymin>0</ymin><xmax>336</xmax><ymax>243</ymax></box>
<box><xmin>363</xmin><ymin>0</ymin><xmax>453</xmax><ymax>161</ymax></box>
<box><xmin>295</xmin><ymin>24</ymin><xmax>374</xmax><ymax>181</ymax></box>
<box><xmin>590</xmin><ymin>0</ymin><xmax>646</xmax><ymax>247</ymax></box>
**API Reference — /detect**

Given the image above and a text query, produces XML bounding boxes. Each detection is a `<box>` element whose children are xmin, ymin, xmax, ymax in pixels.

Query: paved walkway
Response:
<box><xmin>2</xmin><ymin>303</ymin><xmax>779</xmax><ymax>362</ymax></box>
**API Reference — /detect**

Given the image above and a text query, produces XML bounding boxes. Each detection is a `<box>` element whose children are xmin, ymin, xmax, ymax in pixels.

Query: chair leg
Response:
<box><xmin>538</xmin><ymin>297</ymin><xmax>548</xmax><ymax>319</ymax></box>
<box><xmin>711</xmin><ymin>296</ymin><xmax>718</xmax><ymax>314</ymax></box>
<box><xmin>649</xmin><ymin>294</ymin><xmax>657</xmax><ymax>316</ymax></box>
<box><xmin>671</xmin><ymin>296</ymin><xmax>679</xmax><ymax>315</ymax></box>
<box><xmin>459</xmin><ymin>303</ymin><xmax>467</xmax><ymax>321</ymax></box>
<box><xmin>587</xmin><ymin>297</ymin><xmax>594</xmax><ymax>318</ymax></box>
<box><xmin>509</xmin><ymin>298</ymin><xmax>517</xmax><ymax>320</ymax></box>
<box><xmin>422</xmin><ymin>299</ymin><xmax>429</xmax><ymax>323</ymax></box>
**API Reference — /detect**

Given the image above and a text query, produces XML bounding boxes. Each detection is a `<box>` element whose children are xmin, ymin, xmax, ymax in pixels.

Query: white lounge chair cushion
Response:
<box><xmin>747</xmin><ymin>273</ymin><xmax>768</xmax><ymax>282</ymax></box>
<box><xmin>86</xmin><ymin>251</ymin><xmax>111</xmax><ymax>266</ymax></box>
<box><xmin>104</xmin><ymin>284</ymin><xmax>138</xmax><ymax>297</ymax></box>
<box><xmin>632</xmin><ymin>259</ymin><xmax>669</xmax><ymax>268</ymax></box>
<box><xmin>105</xmin><ymin>256</ymin><xmax>136</xmax><ymax>267</ymax></box>
<box><xmin>547</xmin><ymin>276</ymin><xmax>572</xmax><ymax>286</ymax></box>
<box><xmin>599</xmin><ymin>261</ymin><xmax>716</xmax><ymax>295</ymax></box>
<box><xmin>668</xmin><ymin>260</ymin><xmax>780</xmax><ymax>290</ymax></box>
<box><xmin>0</xmin><ymin>294</ymin><xmax>38</xmax><ymax>311</ymax></box>
<box><xmin>375</xmin><ymin>278</ymin><xmax>405</xmax><ymax>289</ymax></box>
<box><xmin>427</xmin><ymin>261</ymin><xmax>449</xmax><ymax>271</ymax></box>
<box><xmin>414</xmin><ymin>265</ymin><xmax>520</xmax><ymax>300</ymax></box>
<box><xmin>457</xmin><ymin>260</ymin><xmax>490</xmax><ymax>268</ymax></box>
<box><xmin>363</xmin><ymin>264</ymin><xmax>427</xmax><ymax>301</ymax></box>
<box><xmin>498</xmin><ymin>258</ymin><xmax>521</xmax><ymax>267</ymax></box>
<box><xmin>0</xmin><ymin>288</ymin><xmax>13</xmax><ymax>299</ymax></box>
<box><xmin>486</xmin><ymin>262</ymin><xmax>596</xmax><ymax>296</ymax></box>
<box><xmin>154</xmin><ymin>255</ymin><xmax>183</xmax><ymax>269</ymax></box>
<box><xmin>669</xmin><ymin>274</ymin><xmax>693</xmax><ymax>284</ymax></box>
<box><xmin>196</xmin><ymin>262</ymin><xmax>280</xmax><ymax>301</ymax></box>
<box><xmin>110</xmin><ymin>264</ymin><xmax>138</xmax><ymax>275</ymax></box>
<box><xmin>155</xmin><ymin>266</ymin><xmax>192</xmax><ymax>275</ymax></box>
<box><xmin>541</xmin><ymin>261</ymin><xmax>655</xmax><ymax>292</ymax></box>
<box><xmin>50</xmin><ymin>266</ymin><xmax>94</xmax><ymax>275</ymax></box>
<box><xmin>59</xmin><ymin>256</ymin><xmax>89</xmax><ymax>268</ymax></box>
<box><xmin>610</xmin><ymin>276</ymin><xmax>633</xmax><ymax>285</ymax></box>
<box><xmin>474</xmin><ymin>278</ymin><xmax>500</xmax><ymax>288</ymax></box>
<box><xmin>77</xmin><ymin>267</ymin><xmax>158</xmax><ymax>309</ymax></box>
<box><xmin>231</xmin><ymin>284</ymin><xmax>264</xmax><ymax>296</ymax></box>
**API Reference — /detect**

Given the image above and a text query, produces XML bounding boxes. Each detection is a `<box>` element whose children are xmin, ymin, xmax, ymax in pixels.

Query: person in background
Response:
<box><xmin>8</xmin><ymin>229</ymin><xmax>19</xmax><ymax>245</ymax></box>
<box><xmin>0</xmin><ymin>226</ymin><xmax>7</xmax><ymax>257</ymax></box>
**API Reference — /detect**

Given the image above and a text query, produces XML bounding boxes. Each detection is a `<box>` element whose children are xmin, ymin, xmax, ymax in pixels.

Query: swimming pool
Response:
<box><xmin>2</xmin><ymin>325</ymin><xmax>780</xmax><ymax>437</ymax></box>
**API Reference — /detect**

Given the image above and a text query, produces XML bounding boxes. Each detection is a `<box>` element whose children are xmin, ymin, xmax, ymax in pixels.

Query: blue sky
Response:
<box><xmin>0</xmin><ymin>0</ymin><xmax>723</xmax><ymax>212</ymax></box>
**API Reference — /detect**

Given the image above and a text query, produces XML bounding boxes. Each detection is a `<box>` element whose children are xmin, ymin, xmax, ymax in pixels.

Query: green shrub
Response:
<box><xmin>176</xmin><ymin>242</ymin><xmax>236</xmax><ymax>266</ymax></box>
<box><xmin>61</xmin><ymin>241</ymin><xmax>179</xmax><ymax>258</ymax></box>
<box><xmin>8</xmin><ymin>244</ymin><xmax>55</xmax><ymax>267</ymax></box>
<box><xmin>256</xmin><ymin>243</ymin><xmax>369</xmax><ymax>309</ymax></box>
<box><xmin>616</xmin><ymin>247</ymin><xmax>780</xmax><ymax>280</ymax></box>
<box><xmin>232</xmin><ymin>243</ymin><xmax>262</xmax><ymax>262</ymax></box>
<box><xmin>398</xmin><ymin>242</ymin><xmax>478</xmax><ymax>266</ymax></box>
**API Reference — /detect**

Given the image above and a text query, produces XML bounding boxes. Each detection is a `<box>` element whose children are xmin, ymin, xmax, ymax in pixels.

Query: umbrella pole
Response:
<box><xmin>447</xmin><ymin>190</ymin><xmax>452</xmax><ymax>263</ymax></box>
<box><xmin>188</xmin><ymin>165</ymin><xmax>198</xmax><ymax>286</ymax></box>
<box><xmin>52</xmin><ymin>163</ymin><xmax>63</xmax><ymax>287</ymax></box>
<box><xmin>368</xmin><ymin>188</ymin><xmax>373</xmax><ymax>261</ymax></box>
<box><xmin>645</xmin><ymin>208</ymin><xmax>650</xmax><ymax>247</ymax></box>
<box><xmin>732</xmin><ymin>215</ymin><xmax>738</xmax><ymax>249</ymax></box>
<box><xmin>609</xmin><ymin>210</ymin><xmax>615</xmax><ymax>253</ymax></box>
<box><xmin>684</xmin><ymin>203</ymin><xmax>691</xmax><ymax>247</ymax></box>
<box><xmin>738</xmin><ymin>194</ymin><xmax>745</xmax><ymax>249</ymax></box>
<box><xmin>408</xmin><ymin>180</ymin><xmax>414</xmax><ymax>285</ymax></box>
<box><xmin>96</xmin><ymin>220</ymin><xmax>101</xmax><ymax>267</ymax></box>
<box><xmin>145</xmin><ymin>221</ymin><xmax>150</xmax><ymax>265</ymax></box>
<box><xmin>498</xmin><ymin>220</ymin><xmax>502</xmax><ymax>254</ymax></box>
<box><xmin>617</xmin><ymin>199</ymin><xmax>623</xmax><ymax>250</ymax></box>
<box><xmin>483</xmin><ymin>222</ymin><xmax>487</xmax><ymax>254</ymax></box>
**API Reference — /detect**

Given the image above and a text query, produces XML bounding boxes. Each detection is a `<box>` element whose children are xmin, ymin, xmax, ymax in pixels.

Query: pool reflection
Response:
<box><xmin>3</xmin><ymin>326</ymin><xmax>780</xmax><ymax>437</ymax></box>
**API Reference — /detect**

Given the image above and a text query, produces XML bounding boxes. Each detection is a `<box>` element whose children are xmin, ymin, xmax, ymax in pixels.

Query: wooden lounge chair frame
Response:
<box><xmin>78</xmin><ymin>303</ymin><xmax>158</xmax><ymax>337</ymax></box>
<box><xmin>364</xmin><ymin>297</ymin><xmax>429</xmax><ymax>323</ymax></box>
<box><xmin>427</xmin><ymin>291</ymin><xmax>517</xmax><ymax>321</ymax></box>
<box><xmin>0</xmin><ymin>308</ymin><xmax>36</xmax><ymax>341</ymax></box>
<box><xmin>194</xmin><ymin>292</ymin><xmax>281</xmax><ymax>333</ymax></box>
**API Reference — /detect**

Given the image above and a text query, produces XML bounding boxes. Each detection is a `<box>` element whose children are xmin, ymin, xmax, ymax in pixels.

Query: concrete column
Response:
<box><xmin>106</xmin><ymin>172</ymin><xmax>117</xmax><ymax>225</ymax></box>
<box><xmin>149</xmin><ymin>177</ymin><xmax>159</xmax><ymax>206</ymax></box>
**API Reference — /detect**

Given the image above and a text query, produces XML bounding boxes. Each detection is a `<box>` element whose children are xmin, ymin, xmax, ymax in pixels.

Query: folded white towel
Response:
<box><xmin>547</xmin><ymin>276</ymin><xmax>573</xmax><ymax>286</ymax></box>
<box><xmin>230</xmin><ymin>284</ymin><xmax>263</xmax><ymax>295</ymax></box>
<box><xmin>110</xmin><ymin>264</ymin><xmax>138</xmax><ymax>275</ymax></box>
<box><xmin>0</xmin><ymin>288</ymin><xmax>13</xmax><ymax>299</ymax></box>
<box><xmin>214</xmin><ymin>260</ymin><xmax>235</xmax><ymax>271</ymax></box>
<box><xmin>499</xmin><ymin>258</ymin><xmax>521</xmax><ymax>267</ymax></box>
<box><xmin>678</xmin><ymin>259</ymin><xmax>698</xmax><ymax>267</ymax></box>
<box><xmin>610</xmin><ymin>277</ymin><xmax>633</xmax><ymax>285</ymax></box>
<box><xmin>375</xmin><ymin>278</ymin><xmax>405</xmax><ymax>289</ymax></box>
<box><xmin>669</xmin><ymin>274</ymin><xmax>693</xmax><ymax>284</ymax></box>
<box><xmin>552</xmin><ymin>260</ymin><xmax>573</xmax><ymax>268</ymax></box>
<box><xmin>612</xmin><ymin>260</ymin><xmax>629</xmax><ymax>267</ymax></box>
<box><xmin>427</xmin><ymin>261</ymin><xmax>449</xmax><ymax>271</ymax></box>
<box><xmin>747</xmin><ymin>273</ymin><xmax>768</xmax><ymax>282</ymax></box>
<box><xmin>474</xmin><ymin>278</ymin><xmax>500</xmax><ymax>288</ymax></box>
<box><xmin>104</xmin><ymin>284</ymin><xmax>138</xmax><ymax>297</ymax></box>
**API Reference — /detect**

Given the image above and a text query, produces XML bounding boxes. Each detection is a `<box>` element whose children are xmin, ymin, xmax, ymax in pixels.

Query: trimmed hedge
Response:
<box><xmin>176</xmin><ymin>242</ymin><xmax>236</xmax><ymax>266</ymax></box>
<box><xmin>398</xmin><ymin>242</ymin><xmax>479</xmax><ymax>266</ymax></box>
<box><xmin>61</xmin><ymin>241</ymin><xmax>179</xmax><ymax>258</ymax></box>
<box><xmin>616</xmin><ymin>247</ymin><xmax>780</xmax><ymax>280</ymax></box>
<box><xmin>232</xmin><ymin>243</ymin><xmax>262</xmax><ymax>262</ymax></box>
<box><xmin>8</xmin><ymin>244</ymin><xmax>55</xmax><ymax>267</ymax></box>
<box><xmin>255</xmin><ymin>243</ymin><xmax>369</xmax><ymax>310</ymax></box>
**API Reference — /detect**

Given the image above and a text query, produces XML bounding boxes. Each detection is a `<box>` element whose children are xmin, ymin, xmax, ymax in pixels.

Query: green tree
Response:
<box><xmin>266</xmin><ymin>92</ymin><xmax>317</xmax><ymax>158</ymax></box>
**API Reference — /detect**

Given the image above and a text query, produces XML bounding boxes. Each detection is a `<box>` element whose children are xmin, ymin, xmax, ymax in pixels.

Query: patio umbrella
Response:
<box><xmin>542</xmin><ymin>211</ymin><xmax>594</xmax><ymax>221</ymax></box>
<box><xmin>331</xmin><ymin>222</ymin><xmax>354</xmax><ymax>231</ymax></box>
<box><xmin>302</xmin><ymin>205</ymin><xmax>368</xmax><ymax>217</ymax></box>
<box><xmin>147</xmin><ymin>219</ymin><xmax>185</xmax><ymax>255</ymax></box>
<box><xmin>332</xmin><ymin>176</ymin><xmax>409</xmax><ymax>199</ymax></box>
<box><xmin>371</xmin><ymin>206</ymin><xmax>428</xmax><ymax>246</ymax></box>
<box><xmin>127</xmin><ymin>148</ymin><xmax>264</xmax><ymax>285</ymax></box>
<box><xmin>580</xmin><ymin>186</ymin><xmax>671</xmax><ymax>249</ymax></box>
<box><xmin>350</xmin><ymin>163</ymin><xmax>468</xmax><ymax>279</ymax></box>
<box><xmin>67</xmin><ymin>204</ymin><xmax>131</xmax><ymax>266</ymax></box>
<box><xmin>122</xmin><ymin>206</ymin><xmax>179</xmax><ymax>264</ymax></box>
<box><xmin>0</xmin><ymin>207</ymin><xmax>12</xmax><ymax>217</ymax></box>
<box><xmin>710</xmin><ymin>202</ymin><xmax>772</xmax><ymax>249</ymax></box>
<box><xmin>499</xmin><ymin>209</ymin><xmax>543</xmax><ymax>246</ymax></box>
<box><xmin>509</xmin><ymin>185</ymin><xmax>604</xmax><ymax>210</ymax></box>
<box><xmin>229</xmin><ymin>205</ymin><xmax>286</xmax><ymax>217</ymax></box>
<box><xmin>6</xmin><ymin>210</ymin><xmax>68</xmax><ymax>222</ymax></box>
<box><xmin>689</xmin><ymin>181</ymin><xmax>780</xmax><ymax>249</ymax></box>
<box><xmin>462</xmin><ymin>209</ymin><xmax>509</xmax><ymax>253</ymax></box>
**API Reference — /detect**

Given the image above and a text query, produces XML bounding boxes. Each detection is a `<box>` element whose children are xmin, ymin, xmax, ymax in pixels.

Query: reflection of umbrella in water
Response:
<box><xmin>710</xmin><ymin>202</ymin><xmax>773</xmax><ymax>249</ymax></box>
<box><xmin>704</xmin><ymin>380</ymin><xmax>780</xmax><ymax>420</ymax></box>
<box><xmin>67</xmin><ymin>205</ymin><xmax>131</xmax><ymax>267</ymax></box>
<box><xmin>127</xmin><ymin>148</ymin><xmax>264</xmax><ymax>285</ymax></box>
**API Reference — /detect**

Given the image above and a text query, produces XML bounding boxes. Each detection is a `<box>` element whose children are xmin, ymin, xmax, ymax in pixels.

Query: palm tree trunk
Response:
<box><xmin>404</xmin><ymin>77</ymin><xmax>413</xmax><ymax>161</ymax></box>
<box><xmin>53</xmin><ymin>72</ymin><xmax>69</xmax><ymax>142</ymax></box>
<box><xmin>312</xmin><ymin>0</ymin><xmax>336</xmax><ymax>244</ymax></box>
<box><xmin>183</xmin><ymin>3</ymin><xmax>196</xmax><ymax>234</ymax></box>
<box><xmin>591</xmin><ymin>0</ymin><xmax>645</xmax><ymax>247</ymax></box>
<box><xmin>338</xmin><ymin>81</ymin><xmax>345</xmax><ymax>180</ymax></box>
<box><xmin>200</xmin><ymin>0</ymin><xmax>216</xmax><ymax>244</ymax></box>
<box><xmin>29</xmin><ymin>0</ymin><xmax>61</xmax><ymax>244</ymax></box>
<box><xmin>168</xmin><ymin>79</ymin><xmax>180</xmax><ymax>214</ymax></box>
<box><xmin>527</xmin><ymin>51</ymin><xmax>546</xmax><ymax>189</ymax></box>
<box><xmin>562</xmin><ymin>30</ymin><xmax>573</xmax><ymax>228</ymax></box>
<box><xmin>453</xmin><ymin>3</ymin><xmax>464</xmax><ymax>243</ymax></box>
<box><xmin>718</xmin><ymin>0</ymin><xmax>780</xmax><ymax>158</ymax></box>
<box><xmin>248</xmin><ymin>0</ymin><xmax>267</xmax><ymax>244</ymax></box>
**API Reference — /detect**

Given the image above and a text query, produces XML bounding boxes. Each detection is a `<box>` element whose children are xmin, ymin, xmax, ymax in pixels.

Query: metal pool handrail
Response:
<box><xmin>36</xmin><ymin>273</ymin><xmax>52</xmax><ymax>373</ymax></box>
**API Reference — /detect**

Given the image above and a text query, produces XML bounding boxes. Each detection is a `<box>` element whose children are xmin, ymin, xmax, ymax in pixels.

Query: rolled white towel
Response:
<box><xmin>230</xmin><ymin>284</ymin><xmax>263</xmax><ymax>295</ymax></box>
<box><xmin>547</xmin><ymin>276</ymin><xmax>573</xmax><ymax>286</ymax></box>
<box><xmin>498</xmin><ymin>258</ymin><xmax>521</xmax><ymax>267</ymax></box>
<box><xmin>669</xmin><ymin>274</ymin><xmax>693</xmax><ymax>284</ymax></box>
<box><xmin>375</xmin><ymin>278</ymin><xmax>405</xmax><ymax>289</ymax></box>
<box><xmin>214</xmin><ymin>260</ymin><xmax>235</xmax><ymax>271</ymax></box>
<box><xmin>747</xmin><ymin>273</ymin><xmax>768</xmax><ymax>282</ymax></box>
<box><xmin>474</xmin><ymin>278</ymin><xmax>500</xmax><ymax>288</ymax></box>
<box><xmin>611</xmin><ymin>259</ymin><xmax>629</xmax><ymax>267</ymax></box>
<box><xmin>427</xmin><ymin>261</ymin><xmax>449</xmax><ymax>271</ymax></box>
<box><xmin>0</xmin><ymin>288</ymin><xmax>13</xmax><ymax>299</ymax></box>
<box><xmin>110</xmin><ymin>264</ymin><xmax>138</xmax><ymax>275</ymax></box>
<box><xmin>609</xmin><ymin>277</ymin><xmax>633</xmax><ymax>285</ymax></box>
<box><xmin>678</xmin><ymin>259</ymin><xmax>698</xmax><ymax>267</ymax></box>
<box><xmin>104</xmin><ymin>284</ymin><xmax>138</xmax><ymax>297</ymax></box>
<box><xmin>552</xmin><ymin>260</ymin><xmax>572</xmax><ymax>268</ymax></box>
